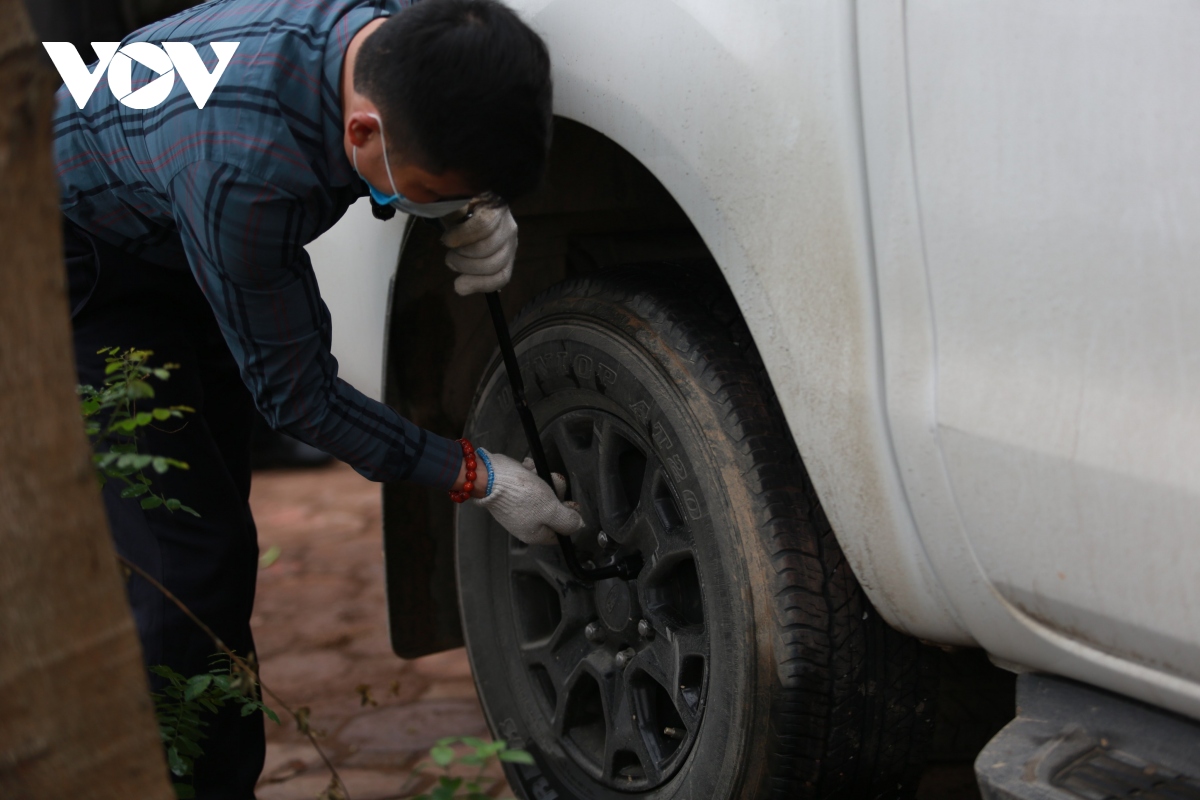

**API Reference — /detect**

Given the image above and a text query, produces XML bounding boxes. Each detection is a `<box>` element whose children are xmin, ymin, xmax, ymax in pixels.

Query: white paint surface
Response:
<box><xmin>862</xmin><ymin>0</ymin><xmax>1200</xmax><ymax>718</ymax></box>
<box><xmin>905</xmin><ymin>0</ymin><xmax>1200</xmax><ymax>690</ymax></box>
<box><xmin>306</xmin><ymin>199</ymin><xmax>407</xmax><ymax>402</ymax></box>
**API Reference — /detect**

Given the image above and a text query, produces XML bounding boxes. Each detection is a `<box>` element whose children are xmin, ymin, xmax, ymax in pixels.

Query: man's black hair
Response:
<box><xmin>354</xmin><ymin>0</ymin><xmax>553</xmax><ymax>204</ymax></box>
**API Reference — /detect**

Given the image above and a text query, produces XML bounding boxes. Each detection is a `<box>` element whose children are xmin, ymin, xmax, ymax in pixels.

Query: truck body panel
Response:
<box><xmin>309</xmin><ymin>0</ymin><xmax>1200</xmax><ymax>722</ymax></box>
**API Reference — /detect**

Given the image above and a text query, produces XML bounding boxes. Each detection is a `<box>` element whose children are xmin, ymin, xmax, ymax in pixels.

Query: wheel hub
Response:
<box><xmin>506</xmin><ymin>409</ymin><xmax>710</xmax><ymax>791</ymax></box>
<box><xmin>597</xmin><ymin>578</ymin><xmax>635</xmax><ymax>632</ymax></box>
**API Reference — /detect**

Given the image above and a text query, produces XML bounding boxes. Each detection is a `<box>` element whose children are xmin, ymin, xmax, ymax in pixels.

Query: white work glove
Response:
<box><xmin>473</xmin><ymin>450</ymin><xmax>585</xmax><ymax>546</ymax></box>
<box><xmin>441</xmin><ymin>204</ymin><xmax>518</xmax><ymax>296</ymax></box>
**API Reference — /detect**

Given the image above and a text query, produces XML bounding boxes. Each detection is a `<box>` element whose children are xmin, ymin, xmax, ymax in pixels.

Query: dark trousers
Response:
<box><xmin>65</xmin><ymin>220</ymin><xmax>265</xmax><ymax>798</ymax></box>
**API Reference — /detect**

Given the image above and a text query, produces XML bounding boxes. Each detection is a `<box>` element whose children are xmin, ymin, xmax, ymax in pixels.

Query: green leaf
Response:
<box><xmin>135</xmin><ymin>411</ymin><xmax>153</xmax><ymax>426</ymax></box>
<box><xmin>263</xmin><ymin>706</ymin><xmax>281</xmax><ymax>725</ymax></box>
<box><xmin>430</xmin><ymin>745</ymin><xmax>455</xmax><ymax>767</ymax></box>
<box><xmin>477</xmin><ymin>741</ymin><xmax>505</xmax><ymax>757</ymax></box>
<box><xmin>166</xmin><ymin>746</ymin><xmax>188</xmax><ymax>777</ymax></box>
<box><xmin>461</xmin><ymin>736</ymin><xmax>487</xmax><ymax>749</ymax></box>
<box><xmin>153</xmin><ymin>457</ymin><xmax>170</xmax><ymax>474</ymax></box>
<box><xmin>128</xmin><ymin>380</ymin><xmax>155</xmax><ymax>399</ymax></box>
<box><xmin>153</xmin><ymin>407</ymin><xmax>173</xmax><ymax>420</ymax></box>
<box><xmin>150</xmin><ymin>665</ymin><xmax>185</xmax><ymax>681</ymax></box>
<box><xmin>498</xmin><ymin>750</ymin><xmax>535</xmax><ymax>765</ymax></box>
<box><xmin>435</xmin><ymin>737</ymin><xmax>459</xmax><ymax>747</ymax></box>
<box><xmin>105</xmin><ymin>361</ymin><xmax>123</xmax><ymax>375</ymax></box>
<box><xmin>258</xmin><ymin>545</ymin><xmax>282</xmax><ymax>569</ymax></box>
<box><xmin>184</xmin><ymin>674</ymin><xmax>213</xmax><ymax>701</ymax></box>
<box><xmin>431</xmin><ymin>779</ymin><xmax>461</xmax><ymax>800</ymax></box>
<box><xmin>176</xmin><ymin>738</ymin><xmax>205</xmax><ymax>757</ymax></box>
<box><xmin>141</xmin><ymin>496</ymin><xmax>164</xmax><ymax>510</ymax></box>
<box><xmin>240</xmin><ymin>702</ymin><xmax>258</xmax><ymax>717</ymax></box>
<box><xmin>120</xmin><ymin>483</ymin><xmax>151</xmax><ymax>498</ymax></box>
<box><xmin>166</xmin><ymin>498</ymin><xmax>182</xmax><ymax>511</ymax></box>
<box><xmin>181</xmin><ymin>506</ymin><xmax>201</xmax><ymax>517</ymax></box>
<box><xmin>154</xmin><ymin>368</ymin><xmax>172</xmax><ymax>381</ymax></box>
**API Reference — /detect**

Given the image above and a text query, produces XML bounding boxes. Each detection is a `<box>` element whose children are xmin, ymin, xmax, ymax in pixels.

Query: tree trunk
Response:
<box><xmin>0</xmin><ymin>2</ymin><xmax>173</xmax><ymax>797</ymax></box>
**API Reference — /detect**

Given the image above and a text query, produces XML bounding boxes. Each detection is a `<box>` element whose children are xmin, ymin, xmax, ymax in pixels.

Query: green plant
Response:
<box><xmin>78</xmin><ymin>347</ymin><xmax>198</xmax><ymax>515</ymax></box>
<box><xmin>151</xmin><ymin>658</ymin><xmax>280</xmax><ymax>799</ymax></box>
<box><xmin>84</xmin><ymin>348</ymin><xmax>511</xmax><ymax>800</ymax></box>
<box><xmin>409</xmin><ymin>737</ymin><xmax>534</xmax><ymax>800</ymax></box>
<box><xmin>76</xmin><ymin>348</ymin><xmax>277</xmax><ymax>798</ymax></box>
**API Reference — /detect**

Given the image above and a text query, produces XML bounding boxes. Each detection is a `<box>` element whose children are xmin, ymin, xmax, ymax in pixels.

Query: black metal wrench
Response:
<box><xmin>439</xmin><ymin>208</ymin><xmax>637</xmax><ymax>581</ymax></box>
<box><xmin>482</xmin><ymin>291</ymin><xmax>639</xmax><ymax>582</ymax></box>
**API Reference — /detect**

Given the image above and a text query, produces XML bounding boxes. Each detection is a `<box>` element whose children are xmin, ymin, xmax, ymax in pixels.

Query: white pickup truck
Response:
<box><xmin>311</xmin><ymin>1</ymin><xmax>1200</xmax><ymax>797</ymax></box>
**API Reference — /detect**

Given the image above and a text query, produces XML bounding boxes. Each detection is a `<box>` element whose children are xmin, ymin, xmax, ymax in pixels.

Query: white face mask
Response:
<box><xmin>352</xmin><ymin>113</ymin><xmax>470</xmax><ymax>219</ymax></box>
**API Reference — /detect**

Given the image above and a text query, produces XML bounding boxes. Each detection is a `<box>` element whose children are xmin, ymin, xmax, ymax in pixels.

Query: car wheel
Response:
<box><xmin>457</xmin><ymin>265</ymin><xmax>935</xmax><ymax>800</ymax></box>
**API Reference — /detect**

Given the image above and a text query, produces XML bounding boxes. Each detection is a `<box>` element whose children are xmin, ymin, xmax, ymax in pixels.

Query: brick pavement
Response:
<box><xmin>249</xmin><ymin>462</ymin><xmax>502</xmax><ymax>800</ymax></box>
<box><xmin>248</xmin><ymin>461</ymin><xmax>980</xmax><ymax>800</ymax></box>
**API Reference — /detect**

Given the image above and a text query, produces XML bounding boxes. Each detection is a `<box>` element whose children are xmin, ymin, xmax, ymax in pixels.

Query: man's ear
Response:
<box><xmin>346</xmin><ymin>111</ymin><xmax>381</xmax><ymax>148</ymax></box>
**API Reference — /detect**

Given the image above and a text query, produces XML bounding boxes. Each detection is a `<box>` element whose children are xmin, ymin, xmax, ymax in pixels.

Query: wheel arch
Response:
<box><xmin>382</xmin><ymin>0</ymin><xmax>972</xmax><ymax>654</ymax></box>
<box><xmin>381</xmin><ymin>118</ymin><xmax>710</xmax><ymax>656</ymax></box>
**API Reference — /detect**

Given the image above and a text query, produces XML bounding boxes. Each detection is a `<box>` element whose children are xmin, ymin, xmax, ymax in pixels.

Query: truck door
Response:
<box><xmin>901</xmin><ymin>0</ymin><xmax>1200</xmax><ymax>684</ymax></box>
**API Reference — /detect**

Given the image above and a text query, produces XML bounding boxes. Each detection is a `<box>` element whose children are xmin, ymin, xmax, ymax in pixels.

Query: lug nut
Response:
<box><xmin>615</xmin><ymin>648</ymin><xmax>636</xmax><ymax>670</ymax></box>
<box><xmin>585</xmin><ymin>622</ymin><xmax>606</xmax><ymax>644</ymax></box>
<box><xmin>637</xmin><ymin>619</ymin><xmax>654</xmax><ymax>640</ymax></box>
<box><xmin>597</xmin><ymin>531</ymin><xmax>611</xmax><ymax>549</ymax></box>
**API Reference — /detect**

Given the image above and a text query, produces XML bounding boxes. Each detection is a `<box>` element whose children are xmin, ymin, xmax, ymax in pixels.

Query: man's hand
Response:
<box><xmin>441</xmin><ymin>205</ymin><xmax>517</xmax><ymax>296</ymax></box>
<box><xmin>471</xmin><ymin>450</ymin><xmax>585</xmax><ymax>545</ymax></box>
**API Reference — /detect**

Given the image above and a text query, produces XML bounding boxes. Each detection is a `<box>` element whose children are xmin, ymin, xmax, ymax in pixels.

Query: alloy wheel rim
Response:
<box><xmin>506</xmin><ymin>409</ymin><xmax>709</xmax><ymax>791</ymax></box>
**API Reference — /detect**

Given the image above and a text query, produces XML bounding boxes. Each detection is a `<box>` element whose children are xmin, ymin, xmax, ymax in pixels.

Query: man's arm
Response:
<box><xmin>169</xmin><ymin>159</ymin><xmax>462</xmax><ymax>489</ymax></box>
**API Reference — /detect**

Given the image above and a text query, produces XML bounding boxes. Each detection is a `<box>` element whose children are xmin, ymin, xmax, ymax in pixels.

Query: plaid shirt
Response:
<box><xmin>53</xmin><ymin>0</ymin><xmax>463</xmax><ymax>490</ymax></box>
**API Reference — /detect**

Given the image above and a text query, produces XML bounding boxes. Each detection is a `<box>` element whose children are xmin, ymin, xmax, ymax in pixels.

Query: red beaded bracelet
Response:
<box><xmin>449</xmin><ymin>438</ymin><xmax>477</xmax><ymax>504</ymax></box>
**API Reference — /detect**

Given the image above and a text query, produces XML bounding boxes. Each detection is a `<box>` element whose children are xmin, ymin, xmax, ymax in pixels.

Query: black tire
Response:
<box><xmin>457</xmin><ymin>266</ymin><xmax>935</xmax><ymax>800</ymax></box>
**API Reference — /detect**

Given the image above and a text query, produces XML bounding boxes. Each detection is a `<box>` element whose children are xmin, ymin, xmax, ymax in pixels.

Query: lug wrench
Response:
<box><xmin>482</xmin><ymin>292</ymin><xmax>639</xmax><ymax>582</ymax></box>
<box><xmin>441</xmin><ymin>209</ymin><xmax>638</xmax><ymax>582</ymax></box>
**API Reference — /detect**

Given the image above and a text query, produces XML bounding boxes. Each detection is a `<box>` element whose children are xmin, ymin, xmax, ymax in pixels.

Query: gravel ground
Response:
<box><xmin>248</xmin><ymin>461</ymin><xmax>980</xmax><ymax>800</ymax></box>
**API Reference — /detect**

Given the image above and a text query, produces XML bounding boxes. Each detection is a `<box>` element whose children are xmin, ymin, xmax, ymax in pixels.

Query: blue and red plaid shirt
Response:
<box><xmin>53</xmin><ymin>0</ymin><xmax>463</xmax><ymax>490</ymax></box>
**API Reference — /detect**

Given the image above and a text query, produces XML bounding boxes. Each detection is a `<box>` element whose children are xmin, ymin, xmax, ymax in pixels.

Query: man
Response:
<box><xmin>54</xmin><ymin>0</ymin><xmax>584</xmax><ymax>795</ymax></box>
